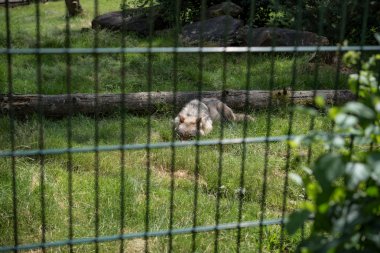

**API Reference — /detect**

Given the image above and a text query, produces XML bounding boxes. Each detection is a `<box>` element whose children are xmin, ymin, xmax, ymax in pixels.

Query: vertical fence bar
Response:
<box><xmin>356</xmin><ymin>0</ymin><xmax>370</xmax><ymax>96</ymax></box>
<box><xmin>366</xmin><ymin>1</ymin><xmax>378</xmax><ymax>153</ymax></box>
<box><xmin>377</xmin><ymin>67</ymin><xmax>380</xmax><ymax>142</ymax></box>
<box><xmin>93</xmin><ymin>0</ymin><xmax>100</xmax><ymax>252</ymax></box>
<box><xmin>5</xmin><ymin>1</ymin><xmax>19</xmax><ymax>251</ymax></box>
<box><xmin>279</xmin><ymin>0</ymin><xmax>304</xmax><ymax>249</ymax></box>
<box><xmin>360</xmin><ymin>0</ymin><xmax>370</xmax><ymax>48</ymax></box>
<box><xmin>64</xmin><ymin>3</ymin><xmax>74</xmax><ymax>253</ymax></box>
<box><xmin>332</xmin><ymin>0</ymin><xmax>348</xmax><ymax>104</ymax></box>
<box><xmin>236</xmin><ymin>0</ymin><xmax>257</xmax><ymax>251</ymax></box>
<box><xmin>34</xmin><ymin>0</ymin><xmax>46</xmax><ymax>251</ymax></box>
<box><xmin>327</xmin><ymin>0</ymin><xmax>348</xmax><ymax>157</ymax></box>
<box><xmin>306</xmin><ymin>4</ymin><xmax>326</xmax><ymax>160</ymax></box>
<box><xmin>144</xmin><ymin>1</ymin><xmax>155</xmax><ymax>252</ymax></box>
<box><xmin>257</xmin><ymin>51</ymin><xmax>275</xmax><ymax>253</ymax></box>
<box><xmin>191</xmin><ymin>0</ymin><xmax>207</xmax><ymax>251</ymax></box>
<box><xmin>168</xmin><ymin>0</ymin><xmax>181</xmax><ymax>251</ymax></box>
<box><xmin>119</xmin><ymin>1</ymin><xmax>128</xmax><ymax>252</ymax></box>
<box><xmin>303</xmin><ymin>2</ymin><xmax>327</xmax><ymax>241</ymax></box>
<box><xmin>355</xmin><ymin>0</ymin><xmax>371</xmax><ymax>165</ymax></box>
<box><xmin>213</xmin><ymin>2</ymin><xmax>231</xmax><ymax>252</ymax></box>
<box><xmin>258</xmin><ymin>0</ymin><xmax>279</xmax><ymax>251</ymax></box>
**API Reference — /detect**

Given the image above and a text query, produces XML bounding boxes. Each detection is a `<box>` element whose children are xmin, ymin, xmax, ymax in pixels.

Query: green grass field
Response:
<box><xmin>0</xmin><ymin>110</ymin><xmax>330</xmax><ymax>252</ymax></box>
<box><xmin>0</xmin><ymin>1</ymin><xmax>346</xmax><ymax>252</ymax></box>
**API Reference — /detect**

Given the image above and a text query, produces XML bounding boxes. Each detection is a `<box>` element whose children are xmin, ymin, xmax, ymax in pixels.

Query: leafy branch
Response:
<box><xmin>286</xmin><ymin>51</ymin><xmax>380</xmax><ymax>253</ymax></box>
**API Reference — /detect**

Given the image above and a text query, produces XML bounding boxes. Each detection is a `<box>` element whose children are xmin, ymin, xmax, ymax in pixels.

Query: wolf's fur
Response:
<box><xmin>174</xmin><ymin>98</ymin><xmax>253</xmax><ymax>140</ymax></box>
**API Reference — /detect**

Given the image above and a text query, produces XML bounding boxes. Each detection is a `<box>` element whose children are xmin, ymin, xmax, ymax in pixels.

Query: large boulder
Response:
<box><xmin>181</xmin><ymin>15</ymin><xmax>243</xmax><ymax>46</ymax></box>
<box><xmin>92</xmin><ymin>11</ymin><xmax>123</xmax><ymax>30</ymax></box>
<box><xmin>235</xmin><ymin>27</ymin><xmax>329</xmax><ymax>46</ymax></box>
<box><xmin>91</xmin><ymin>6</ymin><xmax>169</xmax><ymax>36</ymax></box>
<box><xmin>206</xmin><ymin>2</ymin><xmax>243</xmax><ymax>19</ymax></box>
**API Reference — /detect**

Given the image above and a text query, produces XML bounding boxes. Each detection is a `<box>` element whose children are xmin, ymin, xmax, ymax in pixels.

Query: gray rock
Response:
<box><xmin>92</xmin><ymin>11</ymin><xmax>123</xmax><ymax>30</ymax></box>
<box><xmin>91</xmin><ymin>7</ymin><xmax>169</xmax><ymax>36</ymax></box>
<box><xmin>181</xmin><ymin>15</ymin><xmax>243</xmax><ymax>46</ymax></box>
<box><xmin>235</xmin><ymin>27</ymin><xmax>329</xmax><ymax>46</ymax></box>
<box><xmin>207</xmin><ymin>2</ymin><xmax>243</xmax><ymax>18</ymax></box>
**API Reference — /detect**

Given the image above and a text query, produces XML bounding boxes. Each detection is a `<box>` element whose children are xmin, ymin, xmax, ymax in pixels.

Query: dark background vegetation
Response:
<box><xmin>157</xmin><ymin>0</ymin><xmax>380</xmax><ymax>44</ymax></box>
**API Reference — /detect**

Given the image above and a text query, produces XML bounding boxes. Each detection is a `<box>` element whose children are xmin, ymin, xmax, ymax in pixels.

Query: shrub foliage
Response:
<box><xmin>137</xmin><ymin>0</ymin><xmax>380</xmax><ymax>44</ymax></box>
<box><xmin>286</xmin><ymin>50</ymin><xmax>380</xmax><ymax>252</ymax></box>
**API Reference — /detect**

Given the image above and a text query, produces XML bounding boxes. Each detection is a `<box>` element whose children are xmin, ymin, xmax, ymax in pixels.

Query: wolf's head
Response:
<box><xmin>174</xmin><ymin>115</ymin><xmax>212</xmax><ymax>140</ymax></box>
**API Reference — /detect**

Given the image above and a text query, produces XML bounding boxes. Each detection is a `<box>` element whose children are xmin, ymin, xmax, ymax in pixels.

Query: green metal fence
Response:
<box><xmin>1</xmin><ymin>0</ymin><xmax>379</xmax><ymax>252</ymax></box>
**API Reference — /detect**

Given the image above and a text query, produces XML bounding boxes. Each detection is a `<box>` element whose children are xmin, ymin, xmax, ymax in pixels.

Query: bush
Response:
<box><xmin>276</xmin><ymin>0</ymin><xmax>380</xmax><ymax>44</ymax></box>
<box><xmin>286</xmin><ymin>51</ymin><xmax>380</xmax><ymax>252</ymax></box>
<box><xmin>145</xmin><ymin>0</ymin><xmax>379</xmax><ymax>44</ymax></box>
<box><xmin>153</xmin><ymin>0</ymin><xmax>271</xmax><ymax>25</ymax></box>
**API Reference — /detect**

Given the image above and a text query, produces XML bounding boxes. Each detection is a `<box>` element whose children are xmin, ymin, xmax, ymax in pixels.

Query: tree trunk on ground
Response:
<box><xmin>0</xmin><ymin>90</ymin><xmax>355</xmax><ymax>118</ymax></box>
<box><xmin>65</xmin><ymin>0</ymin><xmax>83</xmax><ymax>16</ymax></box>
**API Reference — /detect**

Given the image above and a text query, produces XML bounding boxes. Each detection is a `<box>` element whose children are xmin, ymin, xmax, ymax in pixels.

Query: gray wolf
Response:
<box><xmin>174</xmin><ymin>98</ymin><xmax>253</xmax><ymax>140</ymax></box>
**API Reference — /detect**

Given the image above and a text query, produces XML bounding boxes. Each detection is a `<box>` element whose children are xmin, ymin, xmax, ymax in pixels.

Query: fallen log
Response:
<box><xmin>0</xmin><ymin>90</ymin><xmax>355</xmax><ymax>118</ymax></box>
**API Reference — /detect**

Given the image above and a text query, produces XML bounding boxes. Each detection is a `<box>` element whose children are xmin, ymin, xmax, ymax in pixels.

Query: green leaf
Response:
<box><xmin>348</xmin><ymin>76</ymin><xmax>359</xmax><ymax>94</ymax></box>
<box><xmin>343</xmin><ymin>102</ymin><xmax>375</xmax><ymax>120</ymax></box>
<box><xmin>367</xmin><ymin>152</ymin><xmax>380</xmax><ymax>166</ymax></box>
<box><xmin>289</xmin><ymin>172</ymin><xmax>303</xmax><ymax>186</ymax></box>
<box><xmin>288</xmin><ymin>136</ymin><xmax>302</xmax><ymax>148</ymax></box>
<box><xmin>302</xmin><ymin>166</ymin><xmax>313</xmax><ymax>175</ymax></box>
<box><xmin>314</xmin><ymin>154</ymin><xmax>345</xmax><ymax>190</ymax></box>
<box><xmin>331</xmin><ymin>136</ymin><xmax>345</xmax><ymax>148</ymax></box>
<box><xmin>353</xmin><ymin>135</ymin><xmax>372</xmax><ymax>145</ymax></box>
<box><xmin>318</xmin><ymin>203</ymin><xmax>329</xmax><ymax>214</ymax></box>
<box><xmin>375</xmin><ymin>101</ymin><xmax>380</xmax><ymax>114</ymax></box>
<box><xmin>367</xmin><ymin>152</ymin><xmax>380</xmax><ymax>184</ymax></box>
<box><xmin>331</xmin><ymin>187</ymin><xmax>345</xmax><ymax>202</ymax></box>
<box><xmin>334</xmin><ymin>113</ymin><xmax>358</xmax><ymax>128</ymax></box>
<box><xmin>294</xmin><ymin>105</ymin><xmax>318</xmax><ymax>116</ymax></box>
<box><xmin>366</xmin><ymin>186</ymin><xmax>379</xmax><ymax>197</ymax></box>
<box><xmin>333</xmin><ymin>204</ymin><xmax>363</xmax><ymax>233</ymax></box>
<box><xmin>286</xmin><ymin>209</ymin><xmax>310</xmax><ymax>235</ymax></box>
<box><xmin>315</xmin><ymin>96</ymin><xmax>326</xmax><ymax>108</ymax></box>
<box><xmin>343</xmin><ymin>51</ymin><xmax>360</xmax><ymax>66</ymax></box>
<box><xmin>328</xmin><ymin>107</ymin><xmax>341</xmax><ymax>119</ymax></box>
<box><xmin>368</xmin><ymin>233</ymin><xmax>380</xmax><ymax>248</ymax></box>
<box><xmin>345</xmin><ymin>163</ymin><xmax>370</xmax><ymax>190</ymax></box>
<box><xmin>306</xmin><ymin>182</ymin><xmax>320</xmax><ymax>201</ymax></box>
<box><xmin>375</xmin><ymin>33</ymin><xmax>380</xmax><ymax>44</ymax></box>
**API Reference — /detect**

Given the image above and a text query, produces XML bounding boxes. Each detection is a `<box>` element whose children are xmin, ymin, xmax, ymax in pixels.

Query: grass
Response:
<box><xmin>0</xmin><ymin>0</ymin><xmax>347</xmax><ymax>94</ymax></box>
<box><xmin>0</xmin><ymin>1</ymin><xmax>348</xmax><ymax>252</ymax></box>
<box><xmin>0</xmin><ymin>52</ymin><xmax>346</xmax><ymax>94</ymax></box>
<box><xmin>0</xmin><ymin>109</ymin><xmax>330</xmax><ymax>252</ymax></box>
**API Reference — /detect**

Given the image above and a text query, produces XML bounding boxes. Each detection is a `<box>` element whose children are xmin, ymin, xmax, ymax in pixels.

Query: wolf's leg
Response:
<box><xmin>219</xmin><ymin>103</ymin><xmax>236</xmax><ymax>122</ymax></box>
<box><xmin>233</xmin><ymin>113</ymin><xmax>254</xmax><ymax>122</ymax></box>
<box><xmin>220</xmin><ymin>102</ymin><xmax>254</xmax><ymax>122</ymax></box>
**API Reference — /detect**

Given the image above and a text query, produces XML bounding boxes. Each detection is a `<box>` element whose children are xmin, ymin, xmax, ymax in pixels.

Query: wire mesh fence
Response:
<box><xmin>0</xmin><ymin>0</ymin><xmax>379</xmax><ymax>252</ymax></box>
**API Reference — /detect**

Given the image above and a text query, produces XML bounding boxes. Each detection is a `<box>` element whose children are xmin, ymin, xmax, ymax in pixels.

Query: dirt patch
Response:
<box><xmin>174</xmin><ymin>170</ymin><xmax>192</xmax><ymax>180</ymax></box>
<box><xmin>125</xmin><ymin>238</ymin><xmax>145</xmax><ymax>253</ymax></box>
<box><xmin>154</xmin><ymin>166</ymin><xmax>207</xmax><ymax>186</ymax></box>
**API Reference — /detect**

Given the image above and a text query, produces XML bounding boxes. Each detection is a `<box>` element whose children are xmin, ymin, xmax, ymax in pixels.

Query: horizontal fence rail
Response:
<box><xmin>0</xmin><ymin>218</ymin><xmax>288</xmax><ymax>252</ymax></box>
<box><xmin>0</xmin><ymin>134</ymin><xmax>301</xmax><ymax>158</ymax></box>
<box><xmin>0</xmin><ymin>133</ymin><xmax>353</xmax><ymax>158</ymax></box>
<box><xmin>1</xmin><ymin>46</ymin><xmax>380</xmax><ymax>55</ymax></box>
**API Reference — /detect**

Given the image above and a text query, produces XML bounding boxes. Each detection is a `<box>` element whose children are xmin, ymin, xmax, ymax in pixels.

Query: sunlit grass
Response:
<box><xmin>0</xmin><ymin>1</ymin><xmax>347</xmax><ymax>95</ymax></box>
<box><xmin>0</xmin><ymin>109</ymin><xmax>325</xmax><ymax>252</ymax></box>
